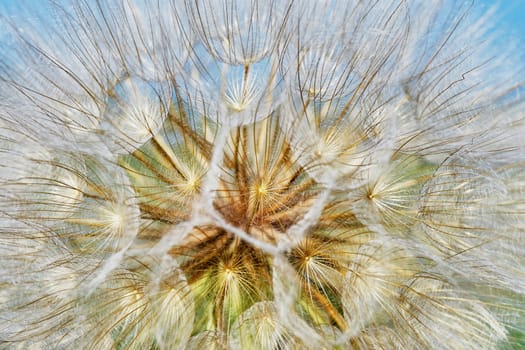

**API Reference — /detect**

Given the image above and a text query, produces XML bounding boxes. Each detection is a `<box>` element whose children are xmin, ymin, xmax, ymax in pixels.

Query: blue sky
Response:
<box><xmin>479</xmin><ymin>0</ymin><xmax>525</xmax><ymax>42</ymax></box>
<box><xmin>490</xmin><ymin>0</ymin><xmax>525</xmax><ymax>35</ymax></box>
<box><xmin>0</xmin><ymin>1</ymin><xmax>524</xmax><ymax>53</ymax></box>
<box><xmin>0</xmin><ymin>1</ymin><xmax>524</xmax><ymax>34</ymax></box>
<box><xmin>479</xmin><ymin>0</ymin><xmax>525</xmax><ymax>63</ymax></box>
<box><xmin>1</xmin><ymin>1</ymin><xmax>524</xmax><ymax>36</ymax></box>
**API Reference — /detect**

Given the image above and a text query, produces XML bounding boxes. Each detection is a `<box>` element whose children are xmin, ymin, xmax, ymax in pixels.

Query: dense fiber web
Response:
<box><xmin>0</xmin><ymin>0</ymin><xmax>525</xmax><ymax>349</ymax></box>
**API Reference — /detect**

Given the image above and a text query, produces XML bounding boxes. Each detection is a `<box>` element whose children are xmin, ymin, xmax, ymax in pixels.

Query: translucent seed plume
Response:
<box><xmin>0</xmin><ymin>1</ymin><xmax>525</xmax><ymax>349</ymax></box>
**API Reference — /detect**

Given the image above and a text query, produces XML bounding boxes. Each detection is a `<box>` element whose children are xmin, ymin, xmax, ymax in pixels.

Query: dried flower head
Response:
<box><xmin>1</xmin><ymin>0</ymin><xmax>525</xmax><ymax>349</ymax></box>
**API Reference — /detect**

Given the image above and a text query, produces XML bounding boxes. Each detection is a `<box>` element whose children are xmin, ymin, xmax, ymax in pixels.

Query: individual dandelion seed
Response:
<box><xmin>1</xmin><ymin>0</ymin><xmax>525</xmax><ymax>349</ymax></box>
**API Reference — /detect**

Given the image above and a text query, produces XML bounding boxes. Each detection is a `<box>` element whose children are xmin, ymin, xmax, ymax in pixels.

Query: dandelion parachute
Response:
<box><xmin>0</xmin><ymin>0</ymin><xmax>524</xmax><ymax>349</ymax></box>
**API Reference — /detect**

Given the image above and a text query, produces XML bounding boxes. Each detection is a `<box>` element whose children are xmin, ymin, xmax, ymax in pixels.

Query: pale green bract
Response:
<box><xmin>0</xmin><ymin>1</ymin><xmax>524</xmax><ymax>349</ymax></box>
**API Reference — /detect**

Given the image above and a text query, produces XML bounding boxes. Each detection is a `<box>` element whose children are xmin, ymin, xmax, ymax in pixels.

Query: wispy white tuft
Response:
<box><xmin>1</xmin><ymin>0</ymin><xmax>524</xmax><ymax>349</ymax></box>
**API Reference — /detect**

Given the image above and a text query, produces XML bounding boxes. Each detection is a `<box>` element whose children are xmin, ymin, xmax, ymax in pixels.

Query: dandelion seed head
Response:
<box><xmin>102</xmin><ymin>77</ymin><xmax>167</xmax><ymax>154</ymax></box>
<box><xmin>1</xmin><ymin>0</ymin><xmax>525</xmax><ymax>349</ymax></box>
<box><xmin>185</xmin><ymin>0</ymin><xmax>289</xmax><ymax>65</ymax></box>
